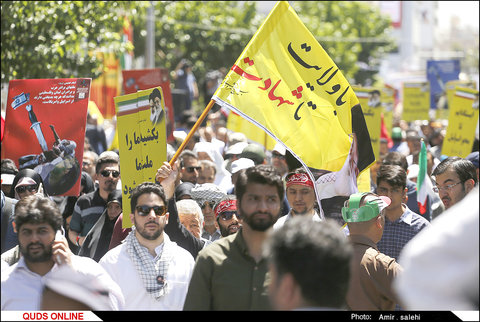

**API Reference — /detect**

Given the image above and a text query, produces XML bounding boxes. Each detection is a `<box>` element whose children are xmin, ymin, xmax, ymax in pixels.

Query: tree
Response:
<box><xmin>1</xmin><ymin>1</ymin><xmax>139</xmax><ymax>83</ymax></box>
<box><xmin>292</xmin><ymin>1</ymin><xmax>395</xmax><ymax>86</ymax></box>
<box><xmin>131</xmin><ymin>1</ymin><xmax>262</xmax><ymax>107</ymax></box>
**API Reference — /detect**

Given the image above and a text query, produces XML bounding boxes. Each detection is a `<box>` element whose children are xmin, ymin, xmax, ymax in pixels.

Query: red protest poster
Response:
<box><xmin>1</xmin><ymin>78</ymin><xmax>91</xmax><ymax>196</ymax></box>
<box><xmin>122</xmin><ymin>68</ymin><xmax>175</xmax><ymax>143</ymax></box>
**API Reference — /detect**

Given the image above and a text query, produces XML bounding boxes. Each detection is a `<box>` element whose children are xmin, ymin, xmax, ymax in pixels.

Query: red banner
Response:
<box><xmin>1</xmin><ymin>78</ymin><xmax>91</xmax><ymax>196</ymax></box>
<box><xmin>122</xmin><ymin>68</ymin><xmax>175</xmax><ymax>142</ymax></box>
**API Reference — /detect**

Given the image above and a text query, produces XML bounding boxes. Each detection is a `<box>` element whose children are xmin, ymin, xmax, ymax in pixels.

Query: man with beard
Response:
<box><xmin>213</xmin><ymin>196</ymin><xmax>241</xmax><ymax>237</ymax></box>
<box><xmin>183</xmin><ymin>164</ymin><xmax>284</xmax><ymax>310</ymax></box>
<box><xmin>149</xmin><ymin>88</ymin><xmax>164</xmax><ymax>126</ymax></box>
<box><xmin>69</xmin><ymin>151</ymin><xmax>120</xmax><ymax>249</ymax></box>
<box><xmin>1</xmin><ymin>194</ymin><xmax>124</xmax><ymax>310</ymax></box>
<box><xmin>99</xmin><ymin>182</ymin><xmax>195</xmax><ymax>310</ymax></box>
<box><xmin>273</xmin><ymin>168</ymin><xmax>321</xmax><ymax>230</ymax></box>
<box><xmin>432</xmin><ymin>156</ymin><xmax>477</xmax><ymax>211</ymax></box>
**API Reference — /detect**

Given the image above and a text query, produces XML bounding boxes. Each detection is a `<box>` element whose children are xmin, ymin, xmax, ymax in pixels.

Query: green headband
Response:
<box><xmin>342</xmin><ymin>192</ymin><xmax>381</xmax><ymax>223</ymax></box>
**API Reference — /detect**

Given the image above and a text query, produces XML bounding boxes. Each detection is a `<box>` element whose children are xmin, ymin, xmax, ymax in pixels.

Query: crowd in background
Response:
<box><xmin>1</xmin><ymin>61</ymin><xmax>479</xmax><ymax>312</ymax></box>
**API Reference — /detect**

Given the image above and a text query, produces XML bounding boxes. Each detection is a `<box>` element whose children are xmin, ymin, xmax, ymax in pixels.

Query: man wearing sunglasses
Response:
<box><xmin>432</xmin><ymin>156</ymin><xmax>477</xmax><ymax>211</ymax></box>
<box><xmin>179</xmin><ymin>150</ymin><xmax>200</xmax><ymax>185</ymax></box>
<box><xmin>213</xmin><ymin>196</ymin><xmax>241</xmax><ymax>237</ymax></box>
<box><xmin>69</xmin><ymin>151</ymin><xmax>120</xmax><ymax>249</ymax></box>
<box><xmin>191</xmin><ymin>183</ymin><xmax>226</xmax><ymax>242</ymax></box>
<box><xmin>99</xmin><ymin>182</ymin><xmax>195</xmax><ymax>310</ymax></box>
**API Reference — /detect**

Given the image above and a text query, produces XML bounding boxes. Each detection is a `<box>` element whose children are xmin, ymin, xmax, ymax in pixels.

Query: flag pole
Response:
<box><xmin>169</xmin><ymin>99</ymin><xmax>216</xmax><ymax>166</ymax></box>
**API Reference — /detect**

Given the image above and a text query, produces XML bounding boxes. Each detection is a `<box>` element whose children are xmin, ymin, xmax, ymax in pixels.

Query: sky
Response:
<box><xmin>437</xmin><ymin>1</ymin><xmax>479</xmax><ymax>31</ymax></box>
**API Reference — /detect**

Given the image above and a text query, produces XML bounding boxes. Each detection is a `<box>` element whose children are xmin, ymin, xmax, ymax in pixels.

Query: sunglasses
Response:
<box><xmin>200</xmin><ymin>201</ymin><xmax>216</xmax><ymax>210</ymax></box>
<box><xmin>218</xmin><ymin>211</ymin><xmax>238</xmax><ymax>221</ymax></box>
<box><xmin>100</xmin><ymin>170</ymin><xmax>120</xmax><ymax>178</ymax></box>
<box><xmin>136</xmin><ymin>205</ymin><xmax>167</xmax><ymax>217</ymax></box>
<box><xmin>272</xmin><ymin>152</ymin><xmax>285</xmax><ymax>160</ymax></box>
<box><xmin>16</xmin><ymin>185</ymin><xmax>38</xmax><ymax>194</ymax></box>
<box><xmin>185</xmin><ymin>166</ymin><xmax>201</xmax><ymax>173</ymax></box>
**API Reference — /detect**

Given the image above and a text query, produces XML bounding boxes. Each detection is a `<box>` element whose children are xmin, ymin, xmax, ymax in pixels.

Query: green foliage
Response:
<box><xmin>2</xmin><ymin>1</ymin><xmax>394</xmax><ymax>95</ymax></box>
<box><xmin>292</xmin><ymin>1</ymin><xmax>395</xmax><ymax>85</ymax></box>
<box><xmin>1</xmin><ymin>1</ymin><xmax>140</xmax><ymax>83</ymax></box>
<box><xmin>130</xmin><ymin>1</ymin><xmax>262</xmax><ymax>106</ymax></box>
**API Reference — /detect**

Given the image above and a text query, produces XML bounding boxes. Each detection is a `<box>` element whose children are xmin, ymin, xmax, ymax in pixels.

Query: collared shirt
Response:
<box><xmin>1</xmin><ymin>255</ymin><xmax>124</xmax><ymax>310</ymax></box>
<box><xmin>273</xmin><ymin>209</ymin><xmax>321</xmax><ymax>230</ymax></box>
<box><xmin>99</xmin><ymin>234</ymin><xmax>195</xmax><ymax>310</ymax></box>
<box><xmin>70</xmin><ymin>189</ymin><xmax>107</xmax><ymax>237</ymax></box>
<box><xmin>183</xmin><ymin>228</ymin><xmax>271</xmax><ymax>310</ymax></box>
<box><xmin>346</xmin><ymin>235</ymin><xmax>402</xmax><ymax>311</ymax></box>
<box><xmin>201</xmin><ymin>228</ymin><xmax>222</xmax><ymax>242</ymax></box>
<box><xmin>377</xmin><ymin>205</ymin><xmax>430</xmax><ymax>262</ymax></box>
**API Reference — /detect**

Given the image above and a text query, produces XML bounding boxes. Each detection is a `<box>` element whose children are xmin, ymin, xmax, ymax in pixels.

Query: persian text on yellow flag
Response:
<box><xmin>115</xmin><ymin>87</ymin><xmax>167</xmax><ymax>228</ymax></box>
<box><xmin>212</xmin><ymin>1</ymin><xmax>374</xmax><ymax>190</ymax></box>
<box><xmin>442</xmin><ymin>87</ymin><xmax>479</xmax><ymax>158</ymax></box>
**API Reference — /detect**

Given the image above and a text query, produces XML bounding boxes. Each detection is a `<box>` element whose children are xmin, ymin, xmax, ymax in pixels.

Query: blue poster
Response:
<box><xmin>427</xmin><ymin>60</ymin><xmax>460</xmax><ymax>109</ymax></box>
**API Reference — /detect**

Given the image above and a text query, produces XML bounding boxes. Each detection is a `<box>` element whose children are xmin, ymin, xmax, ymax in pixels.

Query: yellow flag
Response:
<box><xmin>212</xmin><ymin>1</ymin><xmax>374</xmax><ymax>196</ymax></box>
<box><xmin>381</xmin><ymin>85</ymin><xmax>396</xmax><ymax>136</ymax></box>
<box><xmin>402</xmin><ymin>81</ymin><xmax>430</xmax><ymax>122</ymax></box>
<box><xmin>115</xmin><ymin>87</ymin><xmax>167</xmax><ymax>228</ymax></box>
<box><xmin>442</xmin><ymin>87</ymin><xmax>479</xmax><ymax>158</ymax></box>
<box><xmin>226</xmin><ymin>111</ymin><xmax>276</xmax><ymax>151</ymax></box>
<box><xmin>442</xmin><ymin>80</ymin><xmax>477</xmax><ymax>120</ymax></box>
<box><xmin>353</xmin><ymin>86</ymin><xmax>382</xmax><ymax>161</ymax></box>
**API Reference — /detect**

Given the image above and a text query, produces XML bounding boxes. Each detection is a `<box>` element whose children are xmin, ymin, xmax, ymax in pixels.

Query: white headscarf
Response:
<box><xmin>193</xmin><ymin>142</ymin><xmax>232</xmax><ymax>192</ymax></box>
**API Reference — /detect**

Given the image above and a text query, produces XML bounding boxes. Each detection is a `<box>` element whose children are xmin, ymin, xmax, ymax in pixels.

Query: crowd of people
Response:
<box><xmin>1</xmin><ymin>87</ymin><xmax>479</xmax><ymax>312</ymax></box>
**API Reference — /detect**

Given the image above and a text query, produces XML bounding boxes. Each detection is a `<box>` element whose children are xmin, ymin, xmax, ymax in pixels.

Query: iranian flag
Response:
<box><xmin>417</xmin><ymin>140</ymin><xmax>434</xmax><ymax>215</ymax></box>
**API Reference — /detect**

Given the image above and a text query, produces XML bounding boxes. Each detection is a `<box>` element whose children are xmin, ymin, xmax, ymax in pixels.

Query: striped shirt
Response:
<box><xmin>70</xmin><ymin>189</ymin><xmax>107</xmax><ymax>237</ymax></box>
<box><xmin>377</xmin><ymin>205</ymin><xmax>430</xmax><ymax>263</ymax></box>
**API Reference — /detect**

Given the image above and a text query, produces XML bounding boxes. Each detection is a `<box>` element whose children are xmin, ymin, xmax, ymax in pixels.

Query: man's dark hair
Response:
<box><xmin>95</xmin><ymin>151</ymin><xmax>120</xmax><ymax>174</ymax></box>
<box><xmin>264</xmin><ymin>217</ymin><xmax>352</xmax><ymax>309</ymax></box>
<box><xmin>383</xmin><ymin>152</ymin><xmax>408</xmax><ymax>171</ymax></box>
<box><xmin>1</xmin><ymin>158</ymin><xmax>18</xmax><ymax>175</ymax></box>
<box><xmin>130</xmin><ymin>182</ymin><xmax>167</xmax><ymax>212</ymax></box>
<box><xmin>377</xmin><ymin>164</ymin><xmax>406</xmax><ymax>189</ymax></box>
<box><xmin>235</xmin><ymin>164</ymin><xmax>284</xmax><ymax>205</ymax></box>
<box><xmin>432</xmin><ymin>156</ymin><xmax>477</xmax><ymax>185</ymax></box>
<box><xmin>149</xmin><ymin>88</ymin><xmax>162</xmax><ymax>102</ymax></box>
<box><xmin>14</xmin><ymin>194</ymin><xmax>62</xmax><ymax>232</ymax></box>
<box><xmin>179</xmin><ymin>150</ymin><xmax>198</xmax><ymax>168</ymax></box>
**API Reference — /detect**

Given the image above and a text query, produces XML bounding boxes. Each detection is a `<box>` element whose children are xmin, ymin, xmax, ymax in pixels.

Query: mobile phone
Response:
<box><xmin>54</xmin><ymin>229</ymin><xmax>64</xmax><ymax>264</ymax></box>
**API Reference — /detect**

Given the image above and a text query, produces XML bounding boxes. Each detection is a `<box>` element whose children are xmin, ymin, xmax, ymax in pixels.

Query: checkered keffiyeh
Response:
<box><xmin>191</xmin><ymin>183</ymin><xmax>226</xmax><ymax>206</ymax></box>
<box><xmin>125</xmin><ymin>227</ymin><xmax>173</xmax><ymax>301</ymax></box>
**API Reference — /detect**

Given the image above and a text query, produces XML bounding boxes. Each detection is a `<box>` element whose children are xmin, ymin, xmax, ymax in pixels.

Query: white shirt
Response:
<box><xmin>394</xmin><ymin>187</ymin><xmax>479</xmax><ymax>310</ymax></box>
<box><xmin>273</xmin><ymin>209</ymin><xmax>322</xmax><ymax>230</ymax></box>
<box><xmin>99</xmin><ymin>234</ymin><xmax>195</xmax><ymax>310</ymax></box>
<box><xmin>1</xmin><ymin>255</ymin><xmax>124</xmax><ymax>311</ymax></box>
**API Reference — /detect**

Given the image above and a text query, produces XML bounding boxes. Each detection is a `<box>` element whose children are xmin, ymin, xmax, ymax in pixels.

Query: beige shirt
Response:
<box><xmin>346</xmin><ymin>235</ymin><xmax>402</xmax><ymax>310</ymax></box>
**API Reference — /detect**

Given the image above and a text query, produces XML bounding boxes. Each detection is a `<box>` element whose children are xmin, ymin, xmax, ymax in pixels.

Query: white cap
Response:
<box><xmin>226</xmin><ymin>142</ymin><xmax>248</xmax><ymax>156</ymax></box>
<box><xmin>1</xmin><ymin>173</ymin><xmax>15</xmax><ymax>185</ymax></box>
<box><xmin>272</xmin><ymin>142</ymin><xmax>286</xmax><ymax>155</ymax></box>
<box><xmin>407</xmin><ymin>164</ymin><xmax>419</xmax><ymax>180</ymax></box>
<box><xmin>43</xmin><ymin>264</ymin><xmax>118</xmax><ymax>310</ymax></box>
<box><xmin>173</xmin><ymin>130</ymin><xmax>187</xmax><ymax>142</ymax></box>
<box><xmin>231</xmin><ymin>158</ymin><xmax>255</xmax><ymax>174</ymax></box>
